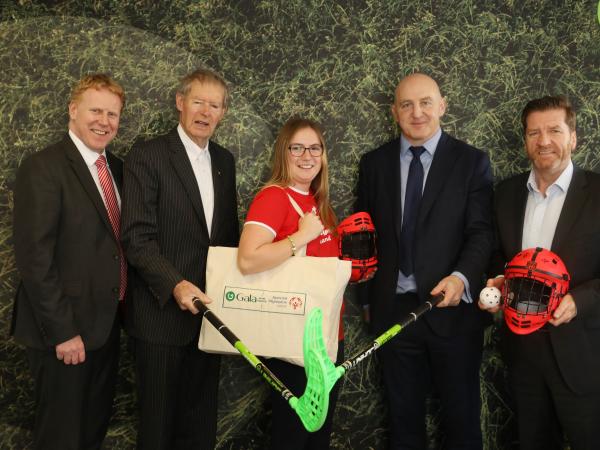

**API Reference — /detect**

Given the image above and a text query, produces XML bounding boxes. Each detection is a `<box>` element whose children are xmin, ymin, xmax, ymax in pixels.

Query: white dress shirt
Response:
<box><xmin>68</xmin><ymin>129</ymin><xmax>121</xmax><ymax>208</ymax></box>
<box><xmin>522</xmin><ymin>160</ymin><xmax>573</xmax><ymax>250</ymax></box>
<box><xmin>177</xmin><ymin>124</ymin><xmax>214</xmax><ymax>236</ymax></box>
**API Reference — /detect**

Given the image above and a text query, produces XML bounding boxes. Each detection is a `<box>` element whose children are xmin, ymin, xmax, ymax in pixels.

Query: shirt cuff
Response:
<box><xmin>452</xmin><ymin>271</ymin><xmax>472</xmax><ymax>303</ymax></box>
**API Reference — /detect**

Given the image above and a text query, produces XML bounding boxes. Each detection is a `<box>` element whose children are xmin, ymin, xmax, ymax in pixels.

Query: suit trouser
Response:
<box><xmin>268</xmin><ymin>340</ymin><xmax>344</xmax><ymax>450</ymax></box>
<box><xmin>508</xmin><ymin>330</ymin><xmax>600</xmax><ymax>450</ymax></box>
<box><xmin>379</xmin><ymin>293</ymin><xmax>484</xmax><ymax>450</ymax></box>
<box><xmin>26</xmin><ymin>316</ymin><xmax>120</xmax><ymax>450</ymax></box>
<box><xmin>133</xmin><ymin>337</ymin><xmax>221</xmax><ymax>450</ymax></box>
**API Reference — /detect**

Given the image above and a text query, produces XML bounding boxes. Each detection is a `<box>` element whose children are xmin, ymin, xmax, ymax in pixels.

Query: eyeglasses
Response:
<box><xmin>288</xmin><ymin>144</ymin><xmax>324</xmax><ymax>157</ymax></box>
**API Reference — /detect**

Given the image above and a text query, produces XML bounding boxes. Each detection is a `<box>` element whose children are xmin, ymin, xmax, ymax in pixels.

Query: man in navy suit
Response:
<box><xmin>480</xmin><ymin>96</ymin><xmax>600</xmax><ymax>450</ymax></box>
<box><xmin>12</xmin><ymin>74</ymin><xmax>126</xmax><ymax>449</ymax></box>
<box><xmin>356</xmin><ymin>73</ymin><xmax>493</xmax><ymax>449</ymax></box>
<box><xmin>121</xmin><ymin>68</ymin><xmax>239</xmax><ymax>450</ymax></box>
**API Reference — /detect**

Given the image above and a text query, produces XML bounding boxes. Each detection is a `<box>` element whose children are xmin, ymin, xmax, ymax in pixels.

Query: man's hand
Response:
<box><xmin>431</xmin><ymin>275</ymin><xmax>464</xmax><ymax>307</ymax></box>
<box><xmin>56</xmin><ymin>335</ymin><xmax>85</xmax><ymax>365</ymax></box>
<box><xmin>173</xmin><ymin>280</ymin><xmax>212</xmax><ymax>314</ymax></box>
<box><xmin>478</xmin><ymin>277</ymin><xmax>504</xmax><ymax>313</ymax></box>
<box><xmin>549</xmin><ymin>294</ymin><xmax>577</xmax><ymax>326</ymax></box>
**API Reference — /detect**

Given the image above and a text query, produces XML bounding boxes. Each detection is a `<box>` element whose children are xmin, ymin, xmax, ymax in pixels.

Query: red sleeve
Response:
<box><xmin>245</xmin><ymin>186</ymin><xmax>289</xmax><ymax>236</ymax></box>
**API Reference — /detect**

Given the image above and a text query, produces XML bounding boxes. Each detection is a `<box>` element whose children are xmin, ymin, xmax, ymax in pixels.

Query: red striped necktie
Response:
<box><xmin>95</xmin><ymin>155</ymin><xmax>127</xmax><ymax>301</ymax></box>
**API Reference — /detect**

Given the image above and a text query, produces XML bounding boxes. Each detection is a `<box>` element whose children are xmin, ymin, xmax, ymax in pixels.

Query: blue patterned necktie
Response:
<box><xmin>399</xmin><ymin>146</ymin><xmax>425</xmax><ymax>276</ymax></box>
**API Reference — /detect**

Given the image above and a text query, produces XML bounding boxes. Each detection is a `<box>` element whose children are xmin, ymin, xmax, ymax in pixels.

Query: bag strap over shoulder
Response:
<box><xmin>286</xmin><ymin>193</ymin><xmax>304</xmax><ymax>218</ymax></box>
<box><xmin>260</xmin><ymin>184</ymin><xmax>308</xmax><ymax>256</ymax></box>
<box><xmin>262</xmin><ymin>184</ymin><xmax>305</xmax><ymax>218</ymax></box>
<box><xmin>285</xmin><ymin>193</ymin><xmax>308</xmax><ymax>256</ymax></box>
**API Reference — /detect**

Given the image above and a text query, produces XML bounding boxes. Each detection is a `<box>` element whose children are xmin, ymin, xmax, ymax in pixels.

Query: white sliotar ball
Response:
<box><xmin>479</xmin><ymin>286</ymin><xmax>502</xmax><ymax>308</ymax></box>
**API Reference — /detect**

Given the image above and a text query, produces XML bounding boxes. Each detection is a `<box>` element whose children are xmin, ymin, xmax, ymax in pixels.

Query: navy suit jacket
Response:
<box><xmin>12</xmin><ymin>135</ymin><xmax>123</xmax><ymax>350</ymax></box>
<box><xmin>355</xmin><ymin>132</ymin><xmax>494</xmax><ymax>336</ymax></box>
<box><xmin>121</xmin><ymin>128</ymin><xmax>239</xmax><ymax>346</ymax></box>
<box><xmin>491</xmin><ymin>167</ymin><xmax>600</xmax><ymax>394</ymax></box>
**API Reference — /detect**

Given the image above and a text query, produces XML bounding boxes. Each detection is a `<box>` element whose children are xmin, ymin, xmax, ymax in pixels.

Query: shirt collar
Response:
<box><xmin>288</xmin><ymin>185</ymin><xmax>310</xmax><ymax>195</ymax></box>
<box><xmin>68</xmin><ymin>129</ymin><xmax>107</xmax><ymax>167</ymax></box>
<box><xmin>177</xmin><ymin>124</ymin><xmax>210</xmax><ymax>162</ymax></box>
<box><xmin>400</xmin><ymin>127</ymin><xmax>442</xmax><ymax>158</ymax></box>
<box><xmin>527</xmin><ymin>160</ymin><xmax>574</xmax><ymax>194</ymax></box>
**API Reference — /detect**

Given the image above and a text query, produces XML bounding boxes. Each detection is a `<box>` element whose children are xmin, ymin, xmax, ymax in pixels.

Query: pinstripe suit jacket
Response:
<box><xmin>121</xmin><ymin>128</ymin><xmax>239</xmax><ymax>346</ymax></box>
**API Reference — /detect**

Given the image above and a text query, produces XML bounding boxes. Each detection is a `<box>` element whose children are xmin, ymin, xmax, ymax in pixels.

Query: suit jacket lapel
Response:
<box><xmin>551</xmin><ymin>167</ymin><xmax>587</xmax><ymax>255</ymax></box>
<box><xmin>209</xmin><ymin>143</ymin><xmax>226</xmax><ymax>241</ymax></box>
<box><xmin>505</xmin><ymin>173</ymin><xmax>529</xmax><ymax>257</ymax></box>
<box><xmin>167</xmin><ymin>129</ymin><xmax>210</xmax><ymax>238</ymax></box>
<box><xmin>64</xmin><ymin>136</ymin><xmax>115</xmax><ymax>238</ymax></box>
<box><xmin>418</xmin><ymin>132</ymin><xmax>458</xmax><ymax>223</ymax></box>
<box><xmin>384</xmin><ymin>140</ymin><xmax>402</xmax><ymax>246</ymax></box>
<box><xmin>106</xmin><ymin>151</ymin><xmax>123</xmax><ymax>193</ymax></box>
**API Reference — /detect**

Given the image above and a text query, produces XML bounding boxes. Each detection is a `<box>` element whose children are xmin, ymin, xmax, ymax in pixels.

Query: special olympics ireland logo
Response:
<box><xmin>225</xmin><ymin>291</ymin><xmax>236</xmax><ymax>301</ymax></box>
<box><xmin>289</xmin><ymin>296</ymin><xmax>303</xmax><ymax>310</ymax></box>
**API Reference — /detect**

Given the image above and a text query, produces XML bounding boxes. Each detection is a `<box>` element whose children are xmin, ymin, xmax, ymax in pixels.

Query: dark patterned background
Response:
<box><xmin>1</xmin><ymin>1</ymin><xmax>599</xmax><ymax>448</ymax></box>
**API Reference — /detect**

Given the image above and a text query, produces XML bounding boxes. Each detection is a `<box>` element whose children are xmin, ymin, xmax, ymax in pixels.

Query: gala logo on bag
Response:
<box><xmin>225</xmin><ymin>290</ymin><xmax>257</xmax><ymax>302</ymax></box>
<box><xmin>222</xmin><ymin>286</ymin><xmax>306</xmax><ymax>315</ymax></box>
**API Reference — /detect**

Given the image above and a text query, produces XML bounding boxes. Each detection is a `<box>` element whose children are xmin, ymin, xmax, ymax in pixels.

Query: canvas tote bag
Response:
<box><xmin>198</xmin><ymin>193</ymin><xmax>351</xmax><ymax>366</ymax></box>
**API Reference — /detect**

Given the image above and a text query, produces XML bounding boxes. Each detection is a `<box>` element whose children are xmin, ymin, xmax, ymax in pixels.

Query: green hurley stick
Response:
<box><xmin>192</xmin><ymin>298</ymin><xmax>333</xmax><ymax>432</ymax></box>
<box><xmin>297</xmin><ymin>294</ymin><xmax>446</xmax><ymax>429</ymax></box>
<box><xmin>194</xmin><ymin>293</ymin><xmax>443</xmax><ymax>432</ymax></box>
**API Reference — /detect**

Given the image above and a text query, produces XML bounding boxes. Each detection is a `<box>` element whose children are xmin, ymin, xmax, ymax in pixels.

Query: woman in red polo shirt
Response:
<box><xmin>238</xmin><ymin>117</ymin><xmax>344</xmax><ymax>450</ymax></box>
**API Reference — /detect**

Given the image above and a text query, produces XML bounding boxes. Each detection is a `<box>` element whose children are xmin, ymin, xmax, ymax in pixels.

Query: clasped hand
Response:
<box><xmin>173</xmin><ymin>279</ymin><xmax>212</xmax><ymax>314</ymax></box>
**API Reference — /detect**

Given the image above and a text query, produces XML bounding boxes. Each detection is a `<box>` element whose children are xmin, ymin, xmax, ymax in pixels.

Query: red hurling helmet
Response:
<box><xmin>337</xmin><ymin>212</ymin><xmax>377</xmax><ymax>283</ymax></box>
<box><xmin>502</xmin><ymin>247</ymin><xmax>570</xmax><ymax>335</ymax></box>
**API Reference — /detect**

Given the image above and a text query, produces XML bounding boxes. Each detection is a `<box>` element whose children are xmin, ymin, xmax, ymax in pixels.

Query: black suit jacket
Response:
<box><xmin>492</xmin><ymin>167</ymin><xmax>600</xmax><ymax>394</ymax></box>
<box><xmin>121</xmin><ymin>128</ymin><xmax>239</xmax><ymax>346</ymax></box>
<box><xmin>356</xmin><ymin>132</ymin><xmax>494</xmax><ymax>336</ymax></box>
<box><xmin>12</xmin><ymin>135</ymin><xmax>123</xmax><ymax>350</ymax></box>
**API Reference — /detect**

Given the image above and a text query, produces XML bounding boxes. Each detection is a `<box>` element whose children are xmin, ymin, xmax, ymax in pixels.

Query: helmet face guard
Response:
<box><xmin>337</xmin><ymin>212</ymin><xmax>377</xmax><ymax>283</ymax></box>
<box><xmin>502</xmin><ymin>247</ymin><xmax>570</xmax><ymax>335</ymax></box>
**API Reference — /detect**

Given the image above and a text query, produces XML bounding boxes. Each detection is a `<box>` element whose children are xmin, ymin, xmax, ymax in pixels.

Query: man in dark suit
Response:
<box><xmin>356</xmin><ymin>73</ymin><xmax>493</xmax><ymax>449</ymax></box>
<box><xmin>480</xmin><ymin>96</ymin><xmax>600</xmax><ymax>450</ymax></box>
<box><xmin>121</xmin><ymin>68</ymin><xmax>239</xmax><ymax>450</ymax></box>
<box><xmin>12</xmin><ymin>74</ymin><xmax>126</xmax><ymax>449</ymax></box>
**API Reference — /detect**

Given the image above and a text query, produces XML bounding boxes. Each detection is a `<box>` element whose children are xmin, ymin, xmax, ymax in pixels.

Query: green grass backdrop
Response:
<box><xmin>1</xmin><ymin>1</ymin><xmax>599</xmax><ymax>448</ymax></box>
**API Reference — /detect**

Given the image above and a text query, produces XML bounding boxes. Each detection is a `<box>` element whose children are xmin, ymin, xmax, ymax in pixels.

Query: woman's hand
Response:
<box><xmin>238</xmin><ymin>210</ymin><xmax>325</xmax><ymax>275</ymax></box>
<box><xmin>297</xmin><ymin>212</ymin><xmax>324</xmax><ymax>243</ymax></box>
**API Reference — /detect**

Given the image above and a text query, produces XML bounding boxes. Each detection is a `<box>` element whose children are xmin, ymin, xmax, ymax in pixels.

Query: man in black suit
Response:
<box><xmin>121</xmin><ymin>68</ymin><xmax>239</xmax><ymax>449</ymax></box>
<box><xmin>480</xmin><ymin>96</ymin><xmax>600</xmax><ymax>450</ymax></box>
<box><xmin>12</xmin><ymin>74</ymin><xmax>126</xmax><ymax>449</ymax></box>
<box><xmin>356</xmin><ymin>73</ymin><xmax>493</xmax><ymax>449</ymax></box>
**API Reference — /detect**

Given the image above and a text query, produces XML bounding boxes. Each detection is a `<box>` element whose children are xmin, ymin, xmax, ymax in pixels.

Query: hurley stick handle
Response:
<box><xmin>192</xmin><ymin>297</ymin><xmax>239</xmax><ymax>346</ymax></box>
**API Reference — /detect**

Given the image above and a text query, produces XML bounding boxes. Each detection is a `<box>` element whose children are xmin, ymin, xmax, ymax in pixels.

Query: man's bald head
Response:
<box><xmin>391</xmin><ymin>73</ymin><xmax>446</xmax><ymax>145</ymax></box>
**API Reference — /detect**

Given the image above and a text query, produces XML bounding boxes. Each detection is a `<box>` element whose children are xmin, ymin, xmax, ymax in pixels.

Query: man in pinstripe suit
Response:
<box><xmin>122</xmin><ymin>69</ymin><xmax>239</xmax><ymax>450</ymax></box>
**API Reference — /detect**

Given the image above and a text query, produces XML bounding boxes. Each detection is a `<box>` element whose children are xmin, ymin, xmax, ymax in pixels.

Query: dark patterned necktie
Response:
<box><xmin>399</xmin><ymin>146</ymin><xmax>425</xmax><ymax>276</ymax></box>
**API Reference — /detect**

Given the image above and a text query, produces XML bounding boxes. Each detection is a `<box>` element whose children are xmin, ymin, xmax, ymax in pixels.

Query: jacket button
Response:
<box><xmin>112</xmin><ymin>287</ymin><xmax>119</xmax><ymax>293</ymax></box>
<box><xmin>114</xmin><ymin>254</ymin><xmax>119</xmax><ymax>260</ymax></box>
